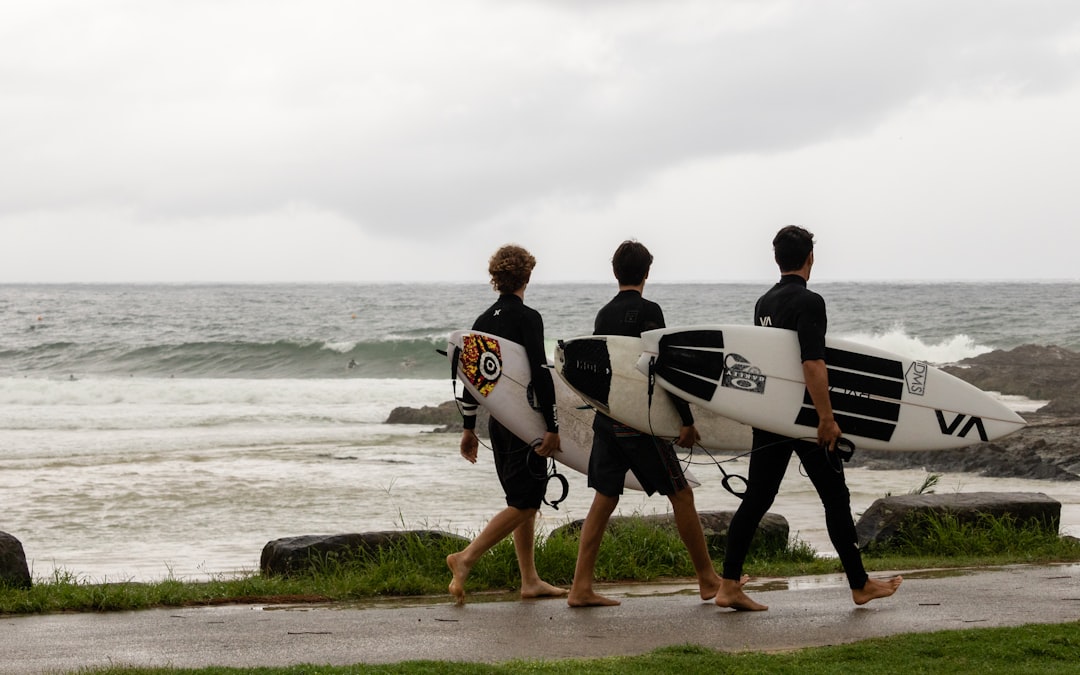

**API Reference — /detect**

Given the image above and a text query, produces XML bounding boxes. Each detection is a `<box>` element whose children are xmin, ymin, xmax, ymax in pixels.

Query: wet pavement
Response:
<box><xmin>2</xmin><ymin>564</ymin><xmax>1079</xmax><ymax>672</ymax></box>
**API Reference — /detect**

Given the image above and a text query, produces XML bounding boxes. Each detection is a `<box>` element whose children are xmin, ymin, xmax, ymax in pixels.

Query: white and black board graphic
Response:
<box><xmin>555</xmin><ymin>334</ymin><xmax>751</xmax><ymax>453</ymax></box>
<box><xmin>636</xmin><ymin>325</ymin><xmax>1026</xmax><ymax>452</ymax></box>
<box><xmin>448</xmin><ymin>330</ymin><xmax>665</xmax><ymax>491</ymax></box>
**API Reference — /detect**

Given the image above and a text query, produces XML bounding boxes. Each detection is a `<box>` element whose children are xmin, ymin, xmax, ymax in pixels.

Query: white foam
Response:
<box><xmin>835</xmin><ymin>325</ymin><xmax>994</xmax><ymax>365</ymax></box>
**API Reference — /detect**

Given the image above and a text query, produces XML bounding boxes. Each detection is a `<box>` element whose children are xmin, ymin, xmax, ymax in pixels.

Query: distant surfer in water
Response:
<box><xmin>446</xmin><ymin>244</ymin><xmax>567</xmax><ymax>605</ymax></box>
<box><xmin>567</xmin><ymin>240</ymin><xmax>725</xmax><ymax>608</ymax></box>
<box><xmin>714</xmin><ymin>226</ymin><xmax>903</xmax><ymax>611</ymax></box>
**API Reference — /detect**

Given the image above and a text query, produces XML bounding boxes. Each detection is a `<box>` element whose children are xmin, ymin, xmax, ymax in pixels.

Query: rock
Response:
<box><xmin>0</xmin><ymin>531</ymin><xmax>32</xmax><ymax>589</ymax></box>
<box><xmin>943</xmin><ymin>344</ymin><xmax>1080</xmax><ymax>412</ymax></box>
<box><xmin>550</xmin><ymin>510</ymin><xmax>790</xmax><ymax>557</ymax></box>
<box><xmin>260</xmin><ymin>531</ymin><xmax>470</xmax><ymax>576</ymax></box>
<box><xmin>851</xmin><ymin>412</ymin><xmax>1080</xmax><ymax>480</ymax></box>
<box><xmin>855</xmin><ymin>492</ymin><xmax>1061</xmax><ymax>549</ymax></box>
<box><xmin>385</xmin><ymin>400</ymin><xmax>490</xmax><ymax>434</ymax></box>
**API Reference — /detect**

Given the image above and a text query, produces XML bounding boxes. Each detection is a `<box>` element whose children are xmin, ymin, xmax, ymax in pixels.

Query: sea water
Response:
<box><xmin>1</xmin><ymin>282</ymin><xmax>1078</xmax><ymax>581</ymax></box>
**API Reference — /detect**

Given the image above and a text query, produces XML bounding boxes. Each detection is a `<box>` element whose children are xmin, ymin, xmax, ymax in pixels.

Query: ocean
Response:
<box><xmin>2</xmin><ymin>281</ymin><xmax>1078</xmax><ymax>582</ymax></box>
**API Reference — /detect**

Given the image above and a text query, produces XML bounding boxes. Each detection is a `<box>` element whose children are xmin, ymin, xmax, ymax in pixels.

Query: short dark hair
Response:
<box><xmin>488</xmin><ymin>244</ymin><xmax>536</xmax><ymax>293</ymax></box>
<box><xmin>612</xmin><ymin>240</ymin><xmax>653</xmax><ymax>285</ymax></box>
<box><xmin>772</xmin><ymin>226</ymin><xmax>814</xmax><ymax>272</ymax></box>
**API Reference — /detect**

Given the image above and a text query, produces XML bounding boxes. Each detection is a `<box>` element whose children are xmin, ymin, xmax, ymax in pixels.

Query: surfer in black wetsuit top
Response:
<box><xmin>446</xmin><ymin>244</ymin><xmax>566</xmax><ymax>605</ymax></box>
<box><xmin>567</xmin><ymin>240</ymin><xmax>723</xmax><ymax>608</ymax></box>
<box><xmin>714</xmin><ymin>225</ymin><xmax>903</xmax><ymax>611</ymax></box>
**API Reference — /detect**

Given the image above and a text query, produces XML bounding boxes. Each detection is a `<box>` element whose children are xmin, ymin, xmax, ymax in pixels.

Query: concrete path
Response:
<box><xmin>2</xmin><ymin>564</ymin><xmax>1079</xmax><ymax>673</ymax></box>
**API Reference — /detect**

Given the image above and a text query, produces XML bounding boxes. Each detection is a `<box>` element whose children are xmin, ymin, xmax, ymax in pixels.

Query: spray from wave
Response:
<box><xmin>834</xmin><ymin>324</ymin><xmax>994</xmax><ymax>365</ymax></box>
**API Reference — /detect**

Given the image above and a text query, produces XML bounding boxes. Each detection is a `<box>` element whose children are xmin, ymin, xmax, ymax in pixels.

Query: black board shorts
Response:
<box><xmin>489</xmin><ymin>417</ymin><xmax>548</xmax><ymax>510</ymax></box>
<box><xmin>587</xmin><ymin>414</ymin><xmax>689</xmax><ymax>498</ymax></box>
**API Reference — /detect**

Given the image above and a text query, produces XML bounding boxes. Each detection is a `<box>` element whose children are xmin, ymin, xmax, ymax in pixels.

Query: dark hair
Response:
<box><xmin>612</xmin><ymin>240</ymin><xmax>653</xmax><ymax>286</ymax></box>
<box><xmin>772</xmin><ymin>225</ymin><xmax>814</xmax><ymax>272</ymax></box>
<box><xmin>488</xmin><ymin>244</ymin><xmax>536</xmax><ymax>293</ymax></box>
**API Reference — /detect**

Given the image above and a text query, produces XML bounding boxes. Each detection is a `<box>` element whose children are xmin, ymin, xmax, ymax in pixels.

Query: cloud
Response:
<box><xmin>1</xmin><ymin>1</ymin><xmax>1079</xmax><ymax>281</ymax></box>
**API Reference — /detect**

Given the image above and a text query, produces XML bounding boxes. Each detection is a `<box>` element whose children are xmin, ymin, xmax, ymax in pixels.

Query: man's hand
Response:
<box><xmin>459</xmin><ymin>429</ymin><xmax>479</xmax><ymax>463</ymax></box>
<box><xmin>534</xmin><ymin>431</ymin><xmax>561</xmax><ymax>457</ymax></box>
<box><xmin>817</xmin><ymin>415</ymin><xmax>842</xmax><ymax>451</ymax></box>
<box><xmin>675</xmin><ymin>424</ymin><xmax>701</xmax><ymax>449</ymax></box>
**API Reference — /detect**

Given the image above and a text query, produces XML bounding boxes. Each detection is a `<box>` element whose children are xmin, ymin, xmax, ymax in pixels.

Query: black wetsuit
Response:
<box><xmin>460</xmin><ymin>294</ymin><xmax>557</xmax><ymax>510</ymax></box>
<box><xmin>587</xmin><ymin>290</ymin><xmax>693</xmax><ymax>497</ymax></box>
<box><xmin>722</xmin><ymin>275</ymin><xmax>869</xmax><ymax>590</ymax></box>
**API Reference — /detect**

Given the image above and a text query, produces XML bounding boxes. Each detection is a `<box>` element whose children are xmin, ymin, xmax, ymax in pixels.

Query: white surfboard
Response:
<box><xmin>448</xmin><ymin>330</ymin><xmax>698</xmax><ymax>491</ymax></box>
<box><xmin>636</xmin><ymin>325</ymin><xmax>1027</xmax><ymax>452</ymax></box>
<box><xmin>554</xmin><ymin>335</ymin><xmax>752</xmax><ymax>453</ymax></box>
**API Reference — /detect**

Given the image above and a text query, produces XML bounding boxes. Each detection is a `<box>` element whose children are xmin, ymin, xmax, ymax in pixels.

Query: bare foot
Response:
<box><xmin>853</xmin><ymin>575</ymin><xmax>903</xmax><ymax>606</ymax></box>
<box><xmin>446</xmin><ymin>552</ymin><xmax>470</xmax><ymax>606</ymax></box>
<box><xmin>567</xmin><ymin>587</ymin><xmax>621</xmax><ymax>607</ymax></box>
<box><xmin>521</xmin><ymin>580</ymin><xmax>568</xmax><ymax>600</ymax></box>
<box><xmin>699</xmin><ymin>573</ymin><xmax>722</xmax><ymax>601</ymax></box>
<box><xmin>714</xmin><ymin>576</ymin><xmax>767</xmax><ymax>611</ymax></box>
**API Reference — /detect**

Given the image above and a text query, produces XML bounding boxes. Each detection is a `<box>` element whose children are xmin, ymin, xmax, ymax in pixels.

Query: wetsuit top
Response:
<box><xmin>461</xmin><ymin>293</ymin><xmax>558</xmax><ymax>433</ymax></box>
<box><xmin>754</xmin><ymin>274</ymin><xmax>827</xmax><ymax>362</ymax></box>
<box><xmin>594</xmin><ymin>290</ymin><xmax>693</xmax><ymax>427</ymax></box>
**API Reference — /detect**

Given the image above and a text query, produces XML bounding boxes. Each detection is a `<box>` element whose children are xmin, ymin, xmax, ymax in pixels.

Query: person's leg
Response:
<box><xmin>568</xmin><ymin>415</ymin><xmax>628</xmax><ymax>607</ymax></box>
<box><xmin>797</xmin><ymin>442</ymin><xmax>903</xmax><ymax>605</ymax></box>
<box><xmin>447</xmin><ymin>506</ymin><xmax>537</xmax><ymax>605</ymax></box>
<box><xmin>666</xmin><ymin>486</ymin><xmax>721</xmax><ymax>600</ymax></box>
<box><xmin>512</xmin><ymin>510</ymin><xmax>568</xmax><ymax>600</ymax></box>
<box><xmin>567</xmin><ymin>492</ymin><xmax>621</xmax><ymax>606</ymax></box>
<box><xmin>716</xmin><ymin>432</ymin><xmax>791</xmax><ymax>611</ymax></box>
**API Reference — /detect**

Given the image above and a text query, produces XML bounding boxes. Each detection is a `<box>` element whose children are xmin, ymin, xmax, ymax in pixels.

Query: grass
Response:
<box><xmin>60</xmin><ymin>622</ymin><xmax>1080</xmax><ymax>674</ymax></box>
<box><xmin>6</xmin><ymin>512</ymin><xmax>1080</xmax><ymax>674</ymax></box>
<box><xmin>3</xmin><ymin>511</ymin><xmax>1078</xmax><ymax>615</ymax></box>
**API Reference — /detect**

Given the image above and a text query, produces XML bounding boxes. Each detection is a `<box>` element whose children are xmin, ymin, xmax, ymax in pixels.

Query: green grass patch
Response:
<box><xmin>59</xmin><ymin>621</ymin><xmax>1080</xmax><ymax>674</ymax></box>
<box><xmin>3</xmin><ymin>514</ymin><xmax>1078</xmax><ymax>616</ymax></box>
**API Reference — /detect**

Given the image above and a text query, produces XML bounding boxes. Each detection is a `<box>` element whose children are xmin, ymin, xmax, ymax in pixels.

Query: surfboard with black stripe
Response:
<box><xmin>554</xmin><ymin>334</ymin><xmax>751</xmax><ymax>453</ymax></box>
<box><xmin>636</xmin><ymin>325</ymin><xmax>1026</xmax><ymax>452</ymax></box>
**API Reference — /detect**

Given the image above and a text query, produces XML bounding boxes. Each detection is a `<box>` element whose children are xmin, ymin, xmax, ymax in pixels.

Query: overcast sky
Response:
<box><xmin>3</xmin><ymin>1</ymin><xmax>1079</xmax><ymax>284</ymax></box>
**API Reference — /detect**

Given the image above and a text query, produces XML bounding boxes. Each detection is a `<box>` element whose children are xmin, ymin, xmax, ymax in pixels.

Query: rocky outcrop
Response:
<box><xmin>943</xmin><ymin>344</ymin><xmax>1080</xmax><ymax>414</ymax></box>
<box><xmin>260</xmin><ymin>531</ymin><xmax>469</xmax><ymax>576</ymax></box>
<box><xmin>0</xmin><ymin>531</ymin><xmax>32</xmax><ymax>589</ymax></box>
<box><xmin>385</xmin><ymin>400</ymin><xmax>489</xmax><ymax>434</ymax></box>
<box><xmin>851</xmin><ymin>415</ymin><xmax>1080</xmax><ymax>480</ymax></box>
<box><xmin>551</xmin><ymin>510</ymin><xmax>790</xmax><ymax>557</ymax></box>
<box><xmin>849</xmin><ymin>345</ymin><xmax>1080</xmax><ymax>480</ymax></box>
<box><xmin>855</xmin><ymin>492</ymin><xmax>1061</xmax><ymax>549</ymax></box>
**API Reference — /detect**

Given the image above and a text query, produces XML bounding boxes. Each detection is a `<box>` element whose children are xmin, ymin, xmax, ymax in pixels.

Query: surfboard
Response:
<box><xmin>636</xmin><ymin>325</ymin><xmax>1027</xmax><ymax>452</ymax></box>
<box><xmin>447</xmin><ymin>330</ymin><xmax>699</xmax><ymax>491</ymax></box>
<box><xmin>554</xmin><ymin>335</ymin><xmax>752</xmax><ymax>453</ymax></box>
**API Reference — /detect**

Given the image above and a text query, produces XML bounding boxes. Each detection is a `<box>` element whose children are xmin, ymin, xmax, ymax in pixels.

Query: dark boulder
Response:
<box><xmin>385</xmin><ymin>400</ymin><xmax>489</xmax><ymax>434</ymax></box>
<box><xmin>260</xmin><ymin>531</ymin><xmax>469</xmax><ymax>576</ymax></box>
<box><xmin>0</xmin><ymin>531</ymin><xmax>32</xmax><ymax>589</ymax></box>
<box><xmin>855</xmin><ymin>491</ymin><xmax>1061</xmax><ymax>549</ymax></box>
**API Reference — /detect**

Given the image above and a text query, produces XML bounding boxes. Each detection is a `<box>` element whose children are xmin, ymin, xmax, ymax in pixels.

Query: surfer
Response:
<box><xmin>567</xmin><ymin>240</ymin><xmax>725</xmax><ymax>608</ymax></box>
<box><xmin>714</xmin><ymin>226</ymin><xmax>903</xmax><ymax>611</ymax></box>
<box><xmin>446</xmin><ymin>244</ymin><xmax>567</xmax><ymax>606</ymax></box>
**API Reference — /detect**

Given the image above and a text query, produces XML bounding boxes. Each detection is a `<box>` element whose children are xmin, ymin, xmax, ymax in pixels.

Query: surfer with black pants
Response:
<box><xmin>714</xmin><ymin>226</ymin><xmax>903</xmax><ymax>611</ymax></box>
<box><xmin>446</xmin><ymin>244</ymin><xmax>567</xmax><ymax>606</ymax></box>
<box><xmin>567</xmin><ymin>240</ymin><xmax>725</xmax><ymax>608</ymax></box>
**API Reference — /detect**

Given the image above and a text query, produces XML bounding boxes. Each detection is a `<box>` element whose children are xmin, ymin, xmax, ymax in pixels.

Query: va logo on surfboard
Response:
<box><xmin>721</xmin><ymin>353</ymin><xmax>766</xmax><ymax>394</ymax></box>
<box><xmin>460</xmin><ymin>334</ymin><xmax>502</xmax><ymax>397</ymax></box>
<box><xmin>935</xmin><ymin>410</ymin><xmax>989</xmax><ymax>442</ymax></box>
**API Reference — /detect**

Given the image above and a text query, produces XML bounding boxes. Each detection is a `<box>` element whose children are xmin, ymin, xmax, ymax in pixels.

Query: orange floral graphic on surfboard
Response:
<box><xmin>460</xmin><ymin>334</ymin><xmax>502</xmax><ymax>397</ymax></box>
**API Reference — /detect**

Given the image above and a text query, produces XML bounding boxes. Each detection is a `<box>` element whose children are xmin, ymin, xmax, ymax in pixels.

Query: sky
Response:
<box><xmin>2</xmin><ymin>0</ymin><xmax>1079</xmax><ymax>284</ymax></box>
